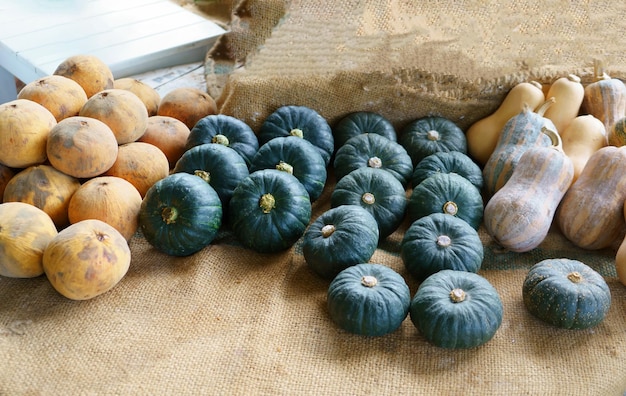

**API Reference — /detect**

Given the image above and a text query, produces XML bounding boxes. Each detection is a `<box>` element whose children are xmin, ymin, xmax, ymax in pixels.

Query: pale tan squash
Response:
<box><xmin>560</xmin><ymin>115</ymin><xmax>607</xmax><ymax>183</ymax></box>
<box><xmin>543</xmin><ymin>74</ymin><xmax>585</xmax><ymax>134</ymax></box>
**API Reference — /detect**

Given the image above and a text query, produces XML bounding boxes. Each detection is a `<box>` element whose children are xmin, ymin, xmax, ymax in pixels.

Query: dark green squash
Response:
<box><xmin>173</xmin><ymin>143</ymin><xmax>249</xmax><ymax>210</ymax></box>
<box><xmin>401</xmin><ymin>213</ymin><xmax>483</xmax><ymax>281</ymax></box>
<box><xmin>258</xmin><ymin>105</ymin><xmax>334</xmax><ymax>166</ymax></box>
<box><xmin>522</xmin><ymin>258</ymin><xmax>611</xmax><ymax>329</ymax></box>
<box><xmin>302</xmin><ymin>205</ymin><xmax>379</xmax><ymax>279</ymax></box>
<box><xmin>138</xmin><ymin>173</ymin><xmax>222</xmax><ymax>257</ymax></box>
<box><xmin>249</xmin><ymin>136</ymin><xmax>327</xmax><ymax>202</ymax></box>
<box><xmin>411</xmin><ymin>151</ymin><xmax>483</xmax><ymax>191</ymax></box>
<box><xmin>410</xmin><ymin>269</ymin><xmax>503</xmax><ymax>349</ymax></box>
<box><xmin>186</xmin><ymin>114</ymin><xmax>259</xmax><ymax>168</ymax></box>
<box><xmin>327</xmin><ymin>263</ymin><xmax>411</xmax><ymax>337</ymax></box>
<box><xmin>408</xmin><ymin>172</ymin><xmax>483</xmax><ymax>230</ymax></box>
<box><xmin>330</xmin><ymin>167</ymin><xmax>407</xmax><ymax>239</ymax></box>
<box><xmin>229</xmin><ymin>169</ymin><xmax>312</xmax><ymax>253</ymax></box>
<box><xmin>333</xmin><ymin>111</ymin><xmax>397</xmax><ymax>148</ymax></box>
<box><xmin>333</xmin><ymin>133</ymin><xmax>413</xmax><ymax>186</ymax></box>
<box><xmin>399</xmin><ymin>116</ymin><xmax>467</xmax><ymax>167</ymax></box>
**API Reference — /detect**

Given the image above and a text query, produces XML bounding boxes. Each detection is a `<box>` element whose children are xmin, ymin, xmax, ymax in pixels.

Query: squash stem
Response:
<box><xmin>567</xmin><ymin>271</ymin><xmax>583</xmax><ymax>283</ymax></box>
<box><xmin>449</xmin><ymin>288</ymin><xmax>466</xmax><ymax>303</ymax></box>
<box><xmin>368</xmin><ymin>156</ymin><xmax>383</xmax><ymax>168</ymax></box>
<box><xmin>290</xmin><ymin>128</ymin><xmax>304</xmax><ymax>138</ymax></box>
<box><xmin>361</xmin><ymin>275</ymin><xmax>378</xmax><ymax>287</ymax></box>
<box><xmin>276</xmin><ymin>161</ymin><xmax>294</xmax><ymax>175</ymax></box>
<box><xmin>212</xmin><ymin>134</ymin><xmax>230</xmax><ymax>146</ymax></box>
<box><xmin>162</xmin><ymin>207</ymin><xmax>178</xmax><ymax>224</ymax></box>
<box><xmin>442</xmin><ymin>201</ymin><xmax>458</xmax><ymax>216</ymax></box>
<box><xmin>193</xmin><ymin>170</ymin><xmax>211</xmax><ymax>184</ymax></box>
<box><xmin>259</xmin><ymin>193</ymin><xmax>276</xmax><ymax>214</ymax></box>
<box><xmin>361</xmin><ymin>192</ymin><xmax>376</xmax><ymax>205</ymax></box>
<box><xmin>321</xmin><ymin>224</ymin><xmax>336</xmax><ymax>238</ymax></box>
<box><xmin>437</xmin><ymin>235</ymin><xmax>452</xmax><ymax>248</ymax></box>
<box><xmin>535</xmin><ymin>97</ymin><xmax>556</xmax><ymax>117</ymax></box>
<box><xmin>427</xmin><ymin>130</ymin><xmax>440</xmax><ymax>141</ymax></box>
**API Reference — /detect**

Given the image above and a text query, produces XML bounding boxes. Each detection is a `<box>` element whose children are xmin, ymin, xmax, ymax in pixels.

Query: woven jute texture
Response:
<box><xmin>3</xmin><ymin>1</ymin><xmax>626</xmax><ymax>395</ymax></box>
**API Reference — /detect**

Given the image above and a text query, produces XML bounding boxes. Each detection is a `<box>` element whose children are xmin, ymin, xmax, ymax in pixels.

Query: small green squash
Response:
<box><xmin>229</xmin><ymin>169</ymin><xmax>312</xmax><ymax>253</ymax></box>
<box><xmin>186</xmin><ymin>114</ymin><xmax>259</xmax><ymax>168</ymax></box>
<box><xmin>259</xmin><ymin>105</ymin><xmax>334</xmax><ymax>166</ymax></box>
<box><xmin>333</xmin><ymin>111</ymin><xmax>397</xmax><ymax>148</ymax></box>
<box><xmin>302</xmin><ymin>205</ymin><xmax>379</xmax><ymax>279</ymax></box>
<box><xmin>408</xmin><ymin>172</ymin><xmax>483</xmax><ymax>230</ymax></box>
<box><xmin>173</xmin><ymin>143</ymin><xmax>249</xmax><ymax>210</ymax></box>
<box><xmin>522</xmin><ymin>258</ymin><xmax>611</xmax><ymax>330</ymax></box>
<box><xmin>401</xmin><ymin>213</ymin><xmax>483</xmax><ymax>281</ymax></box>
<box><xmin>410</xmin><ymin>270</ymin><xmax>503</xmax><ymax>349</ymax></box>
<box><xmin>333</xmin><ymin>133</ymin><xmax>413</xmax><ymax>186</ymax></box>
<box><xmin>139</xmin><ymin>173</ymin><xmax>223</xmax><ymax>257</ymax></box>
<box><xmin>330</xmin><ymin>167</ymin><xmax>407</xmax><ymax>239</ymax></box>
<box><xmin>327</xmin><ymin>263</ymin><xmax>411</xmax><ymax>337</ymax></box>
<box><xmin>249</xmin><ymin>136</ymin><xmax>327</xmax><ymax>202</ymax></box>
<box><xmin>411</xmin><ymin>151</ymin><xmax>483</xmax><ymax>191</ymax></box>
<box><xmin>399</xmin><ymin>116</ymin><xmax>467</xmax><ymax>167</ymax></box>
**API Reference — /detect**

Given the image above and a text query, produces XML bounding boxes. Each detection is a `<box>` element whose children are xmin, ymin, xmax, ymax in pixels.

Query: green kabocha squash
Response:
<box><xmin>173</xmin><ymin>143</ymin><xmax>249</xmax><ymax>210</ymax></box>
<box><xmin>139</xmin><ymin>173</ymin><xmax>222</xmax><ymax>257</ymax></box>
<box><xmin>302</xmin><ymin>205</ymin><xmax>380</xmax><ymax>279</ymax></box>
<box><xmin>333</xmin><ymin>133</ymin><xmax>413</xmax><ymax>186</ymax></box>
<box><xmin>229</xmin><ymin>169</ymin><xmax>312</xmax><ymax>253</ymax></box>
<box><xmin>327</xmin><ymin>263</ymin><xmax>410</xmax><ymax>337</ymax></box>
<box><xmin>258</xmin><ymin>105</ymin><xmax>334</xmax><ymax>166</ymax></box>
<box><xmin>399</xmin><ymin>116</ymin><xmax>467</xmax><ymax>167</ymax></box>
<box><xmin>331</xmin><ymin>167</ymin><xmax>407</xmax><ymax>239</ymax></box>
<box><xmin>408</xmin><ymin>172</ymin><xmax>483</xmax><ymax>230</ymax></box>
<box><xmin>410</xmin><ymin>270</ymin><xmax>503</xmax><ymax>349</ymax></box>
<box><xmin>522</xmin><ymin>258</ymin><xmax>611</xmax><ymax>330</ymax></box>
<box><xmin>333</xmin><ymin>111</ymin><xmax>397</xmax><ymax>148</ymax></box>
<box><xmin>249</xmin><ymin>136</ymin><xmax>327</xmax><ymax>202</ymax></box>
<box><xmin>186</xmin><ymin>114</ymin><xmax>259</xmax><ymax>168</ymax></box>
<box><xmin>401</xmin><ymin>213</ymin><xmax>483</xmax><ymax>281</ymax></box>
<box><xmin>411</xmin><ymin>151</ymin><xmax>483</xmax><ymax>191</ymax></box>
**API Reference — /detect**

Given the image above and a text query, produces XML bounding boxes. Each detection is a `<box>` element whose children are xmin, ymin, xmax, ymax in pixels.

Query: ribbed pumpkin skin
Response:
<box><xmin>258</xmin><ymin>105</ymin><xmax>334</xmax><ymax>166</ymax></box>
<box><xmin>330</xmin><ymin>167</ymin><xmax>407</xmax><ymax>239</ymax></box>
<box><xmin>482</xmin><ymin>107</ymin><xmax>555</xmax><ymax>197</ymax></box>
<box><xmin>407</xmin><ymin>172</ymin><xmax>483</xmax><ymax>230</ymax></box>
<box><xmin>409</xmin><ymin>270</ymin><xmax>503</xmax><ymax>349</ymax></box>
<box><xmin>302</xmin><ymin>205</ymin><xmax>379</xmax><ymax>279</ymax></box>
<box><xmin>582</xmin><ymin>74</ymin><xmax>626</xmax><ymax>134</ymax></box>
<box><xmin>333</xmin><ymin>111</ymin><xmax>397</xmax><ymax>148</ymax></box>
<box><xmin>327</xmin><ymin>263</ymin><xmax>410</xmax><ymax>337</ymax></box>
<box><xmin>333</xmin><ymin>133</ymin><xmax>413</xmax><ymax>186</ymax></box>
<box><xmin>484</xmin><ymin>145</ymin><xmax>573</xmax><ymax>252</ymax></box>
<box><xmin>229</xmin><ymin>169</ymin><xmax>312</xmax><ymax>253</ymax></box>
<box><xmin>411</xmin><ymin>151</ymin><xmax>483</xmax><ymax>190</ymax></box>
<box><xmin>399</xmin><ymin>116</ymin><xmax>467</xmax><ymax>167</ymax></box>
<box><xmin>139</xmin><ymin>173</ymin><xmax>223</xmax><ymax>257</ymax></box>
<box><xmin>186</xmin><ymin>114</ymin><xmax>259</xmax><ymax>168</ymax></box>
<box><xmin>173</xmin><ymin>143</ymin><xmax>249</xmax><ymax>210</ymax></box>
<box><xmin>557</xmin><ymin>145</ymin><xmax>626</xmax><ymax>250</ymax></box>
<box><xmin>523</xmin><ymin>258</ymin><xmax>611</xmax><ymax>329</ymax></box>
<box><xmin>401</xmin><ymin>213</ymin><xmax>483</xmax><ymax>281</ymax></box>
<box><xmin>249</xmin><ymin>136</ymin><xmax>327</xmax><ymax>202</ymax></box>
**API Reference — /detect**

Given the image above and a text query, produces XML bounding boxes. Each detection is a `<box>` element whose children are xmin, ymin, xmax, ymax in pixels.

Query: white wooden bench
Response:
<box><xmin>0</xmin><ymin>0</ymin><xmax>226</xmax><ymax>103</ymax></box>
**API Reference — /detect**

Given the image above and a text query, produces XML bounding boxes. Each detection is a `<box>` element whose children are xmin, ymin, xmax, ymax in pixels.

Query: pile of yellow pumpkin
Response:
<box><xmin>0</xmin><ymin>54</ymin><xmax>217</xmax><ymax>300</ymax></box>
<box><xmin>466</xmin><ymin>60</ymin><xmax>626</xmax><ymax>287</ymax></box>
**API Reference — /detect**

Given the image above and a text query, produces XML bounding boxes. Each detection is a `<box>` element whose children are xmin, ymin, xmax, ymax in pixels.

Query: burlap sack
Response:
<box><xmin>2</xmin><ymin>1</ymin><xmax>626</xmax><ymax>395</ymax></box>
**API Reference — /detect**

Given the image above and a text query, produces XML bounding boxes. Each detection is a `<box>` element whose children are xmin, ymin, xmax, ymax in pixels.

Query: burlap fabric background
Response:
<box><xmin>2</xmin><ymin>1</ymin><xmax>626</xmax><ymax>395</ymax></box>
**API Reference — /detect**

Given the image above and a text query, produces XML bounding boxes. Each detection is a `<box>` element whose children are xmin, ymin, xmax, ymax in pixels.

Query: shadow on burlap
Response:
<box><xmin>2</xmin><ymin>1</ymin><xmax>626</xmax><ymax>395</ymax></box>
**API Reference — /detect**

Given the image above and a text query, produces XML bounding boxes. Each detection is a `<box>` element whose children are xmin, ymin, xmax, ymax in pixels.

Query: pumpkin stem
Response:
<box><xmin>427</xmin><ymin>130</ymin><xmax>440</xmax><ymax>141</ymax></box>
<box><xmin>193</xmin><ymin>169</ymin><xmax>211</xmax><ymax>184</ymax></box>
<box><xmin>442</xmin><ymin>201</ymin><xmax>458</xmax><ymax>215</ymax></box>
<box><xmin>275</xmin><ymin>161</ymin><xmax>294</xmax><ymax>175</ymax></box>
<box><xmin>161</xmin><ymin>207</ymin><xmax>178</xmax><ymax>224</ymax></box>
<box><xmin>567</xmin><ymin>74</ymin><xmax>581</xmax><ymax>84</ymax></box>
<box><xmin>290</xmin><ymin>128</ymin><xmax>304</xmax><ymax>138</ymax></box>
<box><xmin>540</xmin><ymin>126</ymin><xmax>563</xmax><ymax>152</ymax></box>
<box><xmin>437</xmin><ymin>235</ymin><xmax>452</xmax><ymax>248</ymax></box>
<box><xmin>535</xmin><ymin>97</ymin><xmax>556</xmax><ymax>117</ymax></box>
<box><xmin>449</xmin><ymin>288</ymin><xmax>466</xmax><ymax>303</ymax></box>
<box><xmin>368</xmin><ymin>156</ymin><xmax>383</xmax><ymax>169</ymax></box>
<box><xmin>567</xmin><ymin>271</ymin><xmax>583</xmax><ymax>283</ymax></box>
<box><xmin>361</xmin><ymin>192</ymin><xmax>376</xmax><ymax>205</ymax></box>
<box><xmin>259</xmin><ymin>193</ymin><xmax>276</xmax><ymax>214</ymax></box>
<box><xmin>212</xmin><ymin>134</ymin><xmax>230</xmax><ymax>146</ymax></box>
<box><xmin>361</xmin><ymin>275</ymin><xmax>378</xmax><ymax>287</ymax></box>
<box><xmin>321</xmin><ymin>224</ymin><xmax>336</xmax><ymax>238</ymax></box>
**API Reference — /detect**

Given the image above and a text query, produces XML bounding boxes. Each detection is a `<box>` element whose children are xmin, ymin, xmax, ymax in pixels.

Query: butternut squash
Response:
<box><xmin>482</xmin><ymin>99</ymin><xmax>556</xmax><ymax>197</ymax></box>
<box><xmin>582</xmin><ymin>60</ymin><xmax>626</xmax><ymax>134</ymax></box>
<box><xmin>543</xmin><ymin>74</ymin><xmax>585</xmax><ymax>134</ymax></box>
<box><xmin>560</xmin><ymin>114</ymin><xmax>607</xmax><ymax>182</ymax></box>
<box><xmin>556</xmin><ymin>145</ymin><xmax>626</xmax><ymax>250</ymax></box>
<box><xmin>484</xmin><ymin>128</ymin><xmax>573</xmax><ymax>252</ymax></box>
<box><xmin>466</xmin><ymin>81</ymin><xmax>545</xmax><ymax>166</ymax></box>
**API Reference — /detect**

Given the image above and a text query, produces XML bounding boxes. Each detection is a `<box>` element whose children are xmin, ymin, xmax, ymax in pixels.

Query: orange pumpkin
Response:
<box><xmin>113</xmin><ymin>77</ymin><xmax>161</xmax><ymax>116</ymax></box>
<box><xmin>53</xmin><ymin>54</ymin><xmax>114</xmax><ymax>98</ymax></box>
<box><xmin>42</xmin><ymin>219</ymin><xmax>131</xmax><ymax>300</ymax></box>
<box><xmin>138</xmin><ymin>115</ymin><xmax>191</xmax><ymax>168</ymax></box>
<box><xmin>68</xmin><ymin>176</ymin><xmax>142</xmax><ymax>240</ymax></box>
<box><xmin>157</xmin><ymin>87</ymin><xmax>217</xmax><ymax>129</ymax></box>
